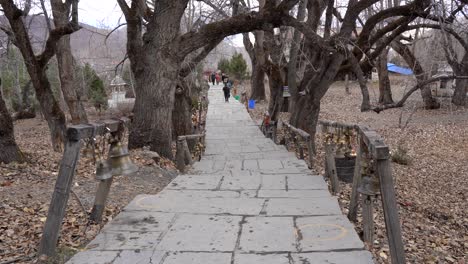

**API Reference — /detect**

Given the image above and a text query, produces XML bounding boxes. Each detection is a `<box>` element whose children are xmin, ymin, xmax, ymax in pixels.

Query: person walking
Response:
<box><xmin>223</xmin><ymin>84</ymin><xmax>230</xmax><ymax>102</ymax></box>
<box><xmin>210</xmin><ymin>72</ymin><xmax>216</xmax><ymax>85</ymax></box>
<box><xmin>221</xmin><ymin>73</ymin><xmax>226</xmax><ymax>84</ymax></box>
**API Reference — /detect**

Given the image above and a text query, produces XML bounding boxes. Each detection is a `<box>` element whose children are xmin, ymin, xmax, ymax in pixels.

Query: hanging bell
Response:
<box><xmin>95</xmin><ymin>159</ymin><xmax>113</xmax><ymax>180</ymax></box>
<box><xmin>108</xmin><ymin>142</ymin><xmax>138</xmax><ymax>176</ymax></box>
<box><xmin>358</xmin><ymin>175</ymin><xmax>380</xmax><ymax>196</ymax></box>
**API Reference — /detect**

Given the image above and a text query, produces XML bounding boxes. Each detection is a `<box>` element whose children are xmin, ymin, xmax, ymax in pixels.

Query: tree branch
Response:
<box><xmin>179</xmin><ymin>39</ymin><xmax>223</xmax><ymax>78</ymax></box>
<box><xmin>372</xmin><ymin>75</ymin><xmax>468</xmax><ymax>112</ymax></box>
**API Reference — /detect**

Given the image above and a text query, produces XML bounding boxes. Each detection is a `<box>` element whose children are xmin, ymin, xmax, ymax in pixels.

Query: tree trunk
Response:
<box><xmin>377</xmin><ymin>49</ymin><xmax>394</xmax><ymax>104</ymax></box>
<box><xmin>250</xmin><ymin>58</ymin><xmax>266</xmax><ymax>100</ymax></box>
<box><xmin>55</xmin><ymin>36</ymin><xmax>88</xmax><ymax>124</ymax></box>
<box><xmin>32</xmin><ymin>71</ymin><xmax>67</xmax><ymax>151</ymax></box>
<box><xmin>452</xmin><ymin>78</ymin><xmax>467</xmax><ymax>106</ymax></box>
<box><xmin>0</xmin><ymin>79</ymin><xmax>24</xmax><ymax>164</ymax></box>
<box><xmin>451</xmin><ymin>53</ymin><xmax>468</xmax><ymax>106</ymax></box>
<box><xmin>391</xmin><ymin>40</ymin><xmax>440</xmax><ymax>109</ymax></box>
<box><xmin>290</xmin><ymin>95</ymin><xmax>321</xmax><ymax>151</ymax></box>
<box><xmin>266</xmin><ymin>63</ymin><xmax>286</xmax><ymax>121</ymax></box>
<box><xmin>129</xmin><ymin>55</ymin><xmax>179</xmax><ymax>159</ymax></box>
<box><xmin>52</xmin><ymin>0</ymin><xmax>88</xmax><ymax>124</ymax></box>
<box><xmin>172</xmin><ymin>80</ymin><xmax>193</xmax><ymax>139</ymax></box>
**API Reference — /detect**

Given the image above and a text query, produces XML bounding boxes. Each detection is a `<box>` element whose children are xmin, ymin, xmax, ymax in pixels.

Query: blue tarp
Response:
<box><xmin>387</xmin><ymin>63</ymin><xmax>413</xmax><ymax>75</ymax></box>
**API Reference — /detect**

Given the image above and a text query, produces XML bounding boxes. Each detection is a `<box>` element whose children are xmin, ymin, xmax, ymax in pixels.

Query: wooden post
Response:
<box><xmin>176</xmin><ymin>138</ymin><xmax>186</xmax><ymax>172</ymax></box>
<box><xmin>307</xmin><ymin>139</ymin><xmax>314</xmax><ymax>169</ymax></box>
<box><xmin>298</xmin><ymin>142</ymin><xmax>304</xmax><ymax>159</ymax></box>
<box><xmin>272</xmin><ymin>124</ymin><xmax>277</xmax><ymax>144</ymax></box>
<box><xmin>284</xmin><ymin>127</ymin><xmax>290</xmax><ymax>151</ymax></box>
<box><xmin>38</xmin><ymin>139</ymin><xmax>82</xmax><ymax>257</ymax></box>
<box><xmin>183</xmin><ymin>139</ymin><xmax>193</xmax><ymax>165</ymax></box>
<box><xmin>325</xmin><ymin>143</ymin><xmax>340</xmax><ymax>195</ymax></box>
<box><xmin>348</xmin><ymin>139</ymin><xmax>363</xmax><ymax>222</ymax></box>
<box><xmin>377</xmin><ymin>159</ymin><xmax>406</xmax><ymax>264</ymax></box>
<box><xmin>90</xmin><ymin>178</ymin><xmax>114</xmax><ymax>223</ymax></box>
<box><xmin>362</xmin><ymin>195</ymin><xmax>374</xmax><ymax>247</ymax></box>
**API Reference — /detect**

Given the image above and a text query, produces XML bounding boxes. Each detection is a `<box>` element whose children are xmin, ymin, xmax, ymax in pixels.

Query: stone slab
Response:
<box><xmin>243</xmin><ymin>159</ymin><xmax>259</xmax><ymax>170</ymax></box>
<box><xmin>239</xmin><ymin>217</ymin><xmax>296</xmax><ymax>252</ymax></box>
<box><xmin>234</xmin><ymin>253</ymin><xmax>290</xmax><ymax>264</ymax></box>
<box><xmin>287</xmin><ymin>175</ymin><xmax>328</xmax><ymax>190</ymax></box>
<box><xmin>167</xmin><ymin>175</ymin><xmax>223</xmax><ymax>190</ymax></box>
<box><xmin>258</xmin><ymin>190</ymin><xmax>330</xmax><ymax>198</ymax></box>
<box><xmin>258</xmin><ymin>159</ymin><xmax>284</xmax><ymax>170</ymax></box>
<box><xmin>125</xmin><ymin>195</ymin><xmax>264</xmax><ymax>215</ymax></box>
<box><xmin>67</xmin><ymin>251</ymin><xmax>118</xmax><ymax>264</ymax></box>
<box><xmin>261</xmin><ymin>175</ymin><xmax>286</xmax><ymax>190</ymax></box>
<box><xmin>163</xmin><ymin>252</ymin><xmax>231</xmax><ymax>264</ymax></box>
<box><xmin>157</xmin><ymin>214</ymin><xmax>241</xmax><ymax>251</ymax></box>
<box><xmin>156</xmin><ymin>189</ymin><xmax>240</xmax><ymax>199</ymax></box>
<box><xmin>291</xmin><ymin>251</ymin><xmax>374</xmax><ymax>264</ymax></box>
<box><xmin>102</xmin><ymin>211</ymin><xmax>175</xmax><ymax>232</ymax></box>
<box><xmin>113</xmin><ymin>250</ymin><xmax>164</xmax><ymax>264</ymax></box>
<box><xmin>221</xmin><ymin>175</ymin><xmax>262</xmax><ymax>190</ymax></box>
<box><xmin>265</xmin><ymin>197</ymin><xmax>342</xmax><ymax>216</ymax></box>
<box><xmin>86</xmin><ymin>230</ymin><xmax>161</xmax><ymax>250</ymax></box>
<box><xmin>296</xmin><ymin>215</ymin><xmax>365</xmax><ymax>251</ymax></box>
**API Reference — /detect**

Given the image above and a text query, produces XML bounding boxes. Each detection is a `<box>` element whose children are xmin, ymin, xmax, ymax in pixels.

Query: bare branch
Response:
<box><xmin>372</xmin><ymin>75</ymin><xmax>468</xmax><ymax>112</ymax></box>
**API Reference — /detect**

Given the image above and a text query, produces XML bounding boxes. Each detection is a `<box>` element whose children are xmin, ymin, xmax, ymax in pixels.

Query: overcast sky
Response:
<box><xmin>78</xmin><ymin>0</ymin><xmax>124</xmax><ymax>29</ymax></box>
<box><xmin>76</xmin><ymin>0</ymin><xmax>244</xmax><ymax>46</ymax></box>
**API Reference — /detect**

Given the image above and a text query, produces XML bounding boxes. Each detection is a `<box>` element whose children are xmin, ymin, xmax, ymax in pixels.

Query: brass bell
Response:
<box><xmin>108</xmin><ymin>142</ymin><xmax>138</xmax><ymax>176</ymax></box>
<box><xmin>358</xmin><ymin>175</ymin><xmax>380</xmax><ymax>196</ymax></box>
<box><xmin>95</xmin><ymin>159</ymin><xmax>113</xmax><ymax>180</ymax></box>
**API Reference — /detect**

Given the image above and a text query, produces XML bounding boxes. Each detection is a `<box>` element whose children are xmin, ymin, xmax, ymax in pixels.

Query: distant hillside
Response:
<box><xmin>0</xmin><ymin>15</ymin><xmax>126</xmax><ymax>74</ymax></box>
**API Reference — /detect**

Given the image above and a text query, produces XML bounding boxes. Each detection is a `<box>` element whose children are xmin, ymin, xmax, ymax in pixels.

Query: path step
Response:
<box><xmin>67</xmin><ymin>84</ymin><xmax>373</xmax><ymax>264</ymax></box>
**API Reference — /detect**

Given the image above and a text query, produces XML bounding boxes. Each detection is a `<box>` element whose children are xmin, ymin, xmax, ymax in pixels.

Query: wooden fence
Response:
<box><xmin>38</xmin><ymin>118</ymin><xmax>130</xmax><ymax>258</ymax></box>
<box><xmin>260</xmin><ymin>119</ymin><xmax>406</xmax><ymax>264</ymax></box>
<box><xmin>175</xmin><ymin>96</ymin><xmax>208</xmax><ymax>172</ymax></box>
<box><xmin>319</xmin><ymin>120</ymin><xmax>406</xmax><ymax>264</ymax></box>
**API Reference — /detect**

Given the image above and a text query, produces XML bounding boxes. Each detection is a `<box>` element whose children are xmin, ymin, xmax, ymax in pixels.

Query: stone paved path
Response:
<box><xmin>68</xmin><ymin>84</ymin><xmax>373</xmax><ymax>264</ymax></box>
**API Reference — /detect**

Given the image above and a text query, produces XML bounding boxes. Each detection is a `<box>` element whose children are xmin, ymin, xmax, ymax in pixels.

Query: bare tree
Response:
<box><xmin>117</xmin><ymin>0</ymin><xmax>299</xmax><ymax>158</ymax></box>
<box><xmin>0</xmin><ymin>0</ymin><xmax>80</xmax><ymax>151</ymax></box>
<box><xmin>50</xmin><ymin>0</ymin><xmax>88</xmax><ymax>124</ymax></box>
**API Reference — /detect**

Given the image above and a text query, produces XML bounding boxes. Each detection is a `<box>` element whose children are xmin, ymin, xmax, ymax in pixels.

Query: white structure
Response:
<box><xmin>108</xmin><ymin>75</ymin><xmax>135</xmax><ymax>108</ymax></box>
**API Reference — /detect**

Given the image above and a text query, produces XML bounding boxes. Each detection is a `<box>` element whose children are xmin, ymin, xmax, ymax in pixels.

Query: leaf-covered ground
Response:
<box><xmin>0</xmin><ymin>118</ymin><xmax>178</xmax><ymax>264</ymax></box>
<box><xmin>248</xmin><ymin>79</ymin><xmax>467</xmax><ymax>264</ymax></box>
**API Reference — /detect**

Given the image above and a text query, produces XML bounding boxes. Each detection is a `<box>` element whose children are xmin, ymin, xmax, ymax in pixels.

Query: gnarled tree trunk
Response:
<box><xmin>391</xmin><ymin>40</ymin><xmax>440</xmax><ymax>109</ymax></box>
<box><xmin>451</xmin><ymin>53</ymin><xmax>468</xmax><ymax>106</ymax></box>
<box><xmin>172</xmin><ymin>80</ymin><xmax>193</xmax><ymax>139</ymax></box>
<box><xmin>129</xmin><ymin>54</ymin><xmax>179</xmax><ymax>158</ymax></box>
<box><xmin>377</xmin><ymin>49</ymin><xmax>394</xmax><ymax>104</ymax></box>
<box><xmin>0</xmin><ymin>79</ymin><xmax>24</xmax><ymax>164</ymax></box>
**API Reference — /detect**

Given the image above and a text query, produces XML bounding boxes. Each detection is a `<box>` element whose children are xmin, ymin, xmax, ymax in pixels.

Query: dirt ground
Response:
<box><xmin>248</xmin><ymin>78</ymin><xmax>468</xmax><ymax>264</ymax></box>
<box><xmin>0</xmin><ymin>116</ymin><xmax>178</xmax><ymax>264</ymax></box>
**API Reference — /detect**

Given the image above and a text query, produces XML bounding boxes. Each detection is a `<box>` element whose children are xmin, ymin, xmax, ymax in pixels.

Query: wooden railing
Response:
<box><xmin>283</xmin><ymin>122</ymin><xmax>314</xmax><ymax>168</ymax></box>
<box><xmin>39</xmin><ymin>117</ymin><xmax>130</xmax><ymax>258</ymax></box>
<box><xmin>175</xmin><ymin>96</ymin><xmax>208</xmax><ymax>172</ymax></box>
<box><xmin>263</xmin><ymin>119</ymin><xmax>405</xmax><ymax>263</ymax></box>
<box><xmin>319</xmin><ymin>120</ymin><xmax>406</xmax><ymax>264</ymax></box>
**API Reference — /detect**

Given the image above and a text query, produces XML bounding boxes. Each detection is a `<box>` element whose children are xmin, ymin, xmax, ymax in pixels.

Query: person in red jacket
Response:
<box><xmin>215</xmin><ymin>73</ymin><xmax>221</xmax><ymax>85</ymax></box>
